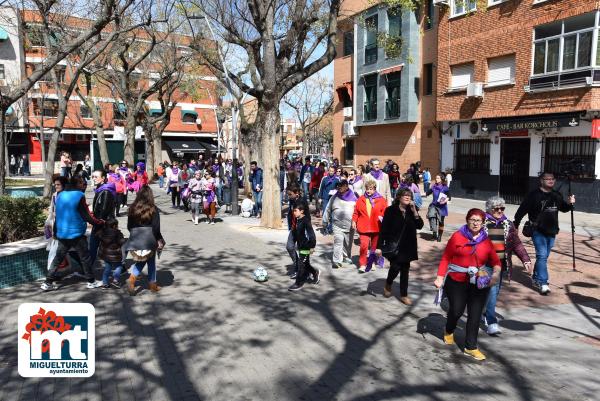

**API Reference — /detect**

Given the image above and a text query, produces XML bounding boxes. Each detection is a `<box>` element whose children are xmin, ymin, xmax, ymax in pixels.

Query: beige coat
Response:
<box><xmin>365</xmin><ymin>171</ymin><xmax>392</xmax><ymax>205</ymax></box>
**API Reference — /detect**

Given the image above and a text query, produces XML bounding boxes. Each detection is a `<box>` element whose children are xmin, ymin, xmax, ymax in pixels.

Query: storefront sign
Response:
<box><xmin>592</xmin><ymin>119</ymin><xmax>600</xmax><ymax>139</ymax></box>
<box><xmin>499</xmin><ymin>130</ymin><xmax>529</xmax><ymax>137</ymax></box>
<box><xmin>481</xmin><ymin>113</ymin><xmax>580</xmax><ymax>133</ymax></box>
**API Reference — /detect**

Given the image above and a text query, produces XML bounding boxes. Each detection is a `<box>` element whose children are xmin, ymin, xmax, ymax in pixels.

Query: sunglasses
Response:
<box><xmin>493</xmin><ymin>207</ymin><xmax>506</xmax><ymax>212</ymax></box>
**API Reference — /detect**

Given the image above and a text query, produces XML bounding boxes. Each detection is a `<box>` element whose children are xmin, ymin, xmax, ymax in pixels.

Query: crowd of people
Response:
<box><xmin>40</xmin><ymin>150</ymin><xmax>576</xmax><ymax>362</ymax></box>
<box><xmin>282</xmin><ymin>162</ymin><xmax>574</xmax><ymax>361</ymax></box>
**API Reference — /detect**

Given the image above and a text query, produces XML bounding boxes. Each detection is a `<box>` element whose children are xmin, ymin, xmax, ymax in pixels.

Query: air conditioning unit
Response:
<box><xmin>433</xmin><ymin>0</ymin><xmax>449</xmax><ymax>5</ymax></box>
<box><xmin>343</xmin><ymin>121</ymin><xmax>356</xmax><ymax>136</ymax></box>
<box><xmin>196</xmin><ymin>118</ymin><xmax>202</xmax><ymax>125</ymax></box>
<box><xmin>343</xmin><ymin>107</ymin><xmax>352</xmax><ymax>118</ymax></box>
<box><xmin>467</xmin><ymin>82</ymin><xmax>484</xmax><ymax>98</ymax></box>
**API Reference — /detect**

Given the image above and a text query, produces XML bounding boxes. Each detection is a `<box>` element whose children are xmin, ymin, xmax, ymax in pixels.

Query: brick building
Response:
<box><xmin>332</xmin><ymin>0</ymin><xmax>439</xmax><ymax>173</ymax></box>
<box><xmin>0</xmin><ymin>7</ymin><xmax>219</xmax><ymax>174</ymax></box>
<box><xmin>436</xmin><ymin>0</ymin><xmax>600</xmax><ymax>212</ymax></box>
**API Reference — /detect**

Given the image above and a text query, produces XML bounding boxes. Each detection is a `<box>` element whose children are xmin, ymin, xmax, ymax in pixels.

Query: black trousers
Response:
<box><xmin>386</xmin><ymin>260</ymin><xmax>410</xmax><ymax>297</ymax></box>
<box><xmin>171</xmin><ymin>187</ymin><xmax>181</xmax><ymax>206</ymax></box>
<box><xmin>295</xmin><ymin>253</ymin><xmax>316</xmax><ymax>285</ymax></box>
<box><xmin>46</xmin><ymin>236</ymin><xmax>95</xmax><ymax>283</ymax></box>
<box><xmin>444</xmin><ymin>276</ymin><xmax>490</xmax><ymax>350</ymax></box>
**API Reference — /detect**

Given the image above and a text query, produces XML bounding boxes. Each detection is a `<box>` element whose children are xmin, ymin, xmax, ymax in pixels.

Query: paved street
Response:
<box><xmin>0</xmin><ymin>185</ymin><xmax>599</xmax><ymax>401</ymax></box>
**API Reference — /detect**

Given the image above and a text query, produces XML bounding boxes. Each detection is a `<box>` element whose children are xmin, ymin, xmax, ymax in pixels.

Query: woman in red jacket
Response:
<box><xmin>434</xmin><ymin>208</ymin><xmax>501</xmax><ymax>361</ymax></box>
<box><xmin>352</xmin><ymin>179</ymin><xmax>387</xmax><ymax>273</ymax></box>
<box><xmin>310</xmin><ymin>162</ymin><xmax>325</xmax><ymax>217</ymax></box>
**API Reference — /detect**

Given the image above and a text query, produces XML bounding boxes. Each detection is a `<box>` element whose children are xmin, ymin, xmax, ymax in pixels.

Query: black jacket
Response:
<box><xmin>93</xmin><ymin>188</ymin><xmax>116</xmax><ymax>220</ymax></box>
<box><xmin>97</xmin><ymin>226</ymin><xmax>127</xmax><ymax>263</ymax></box>
<box><xmin>514</xmin><ymin>188</ymin><xmax>571</xmax><ymax>235</ymax></box>
<box><xmin>377</xmin><ymin>205</ymin><xmax>424</xmax><ymax>263</ymax></box>
<box><xmin>293</xmin><ymin>215</ymin><xmax>316</xmax><ymax>251</ymax></box>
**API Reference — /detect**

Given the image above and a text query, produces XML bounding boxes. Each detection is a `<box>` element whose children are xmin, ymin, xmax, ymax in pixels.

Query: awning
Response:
<box><xmin>0</xmin><ymin>27</ymin><xmax>8</xmax><ymax>41</ymax></box>
<box><xmin>378</xmin><ymin>64</ymin><xmax>403</xmax><ymax>75</ymax></box>
<box><xmin>116</xmin><ymin>102</ymin><xmax>126</xmax><ymax>113</ymax></box>
<box><xmin>181</xmin><ymin>110</ymin><xmax>198</xmax><ymax>119</ymax></box>
<box><xmin>164</xmin><ymin>139</ymin><xmax>205</xmax><ymax>153</ymax></box>
<box><xmin>148</xmin><ymin>108</ymin><xmax>163</xmax><ymax>116</ymax></box>
<box><xmin>197</xmin><ymin>139</ymin><xmax>217</xmax><ymax>153</ymax></box>
<box><xmin>481</xmin><ymin>112</ymin><xmax>580</xmax><ymax>132</ymax></box>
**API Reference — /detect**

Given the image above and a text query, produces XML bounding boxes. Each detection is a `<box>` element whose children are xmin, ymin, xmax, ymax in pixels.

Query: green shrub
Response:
<box><xmin>0</xmin><ymin>196</ymin><xmax>48</xmax><ymax>244</ymax></box>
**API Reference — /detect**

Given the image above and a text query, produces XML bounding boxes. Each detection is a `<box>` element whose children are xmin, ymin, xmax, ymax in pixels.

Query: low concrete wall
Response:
<box><xmin>0</xmin><ymin>236</ymin><xmax>47</xmax><ymax>288</ymax></box>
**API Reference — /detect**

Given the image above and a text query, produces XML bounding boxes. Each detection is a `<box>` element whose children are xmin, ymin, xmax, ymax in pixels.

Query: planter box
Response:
<box><xmin>0</xmin><ymin>236</ymin><xmax>48</xmax><ymax>288</ymax></box>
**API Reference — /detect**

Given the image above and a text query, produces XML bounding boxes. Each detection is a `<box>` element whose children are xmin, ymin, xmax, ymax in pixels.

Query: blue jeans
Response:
<box><xmin>158</xmin><ymin>176</ymin><xmax>164</xmax><ymax>188</ymax></box>
<box><xmin>253</xmin><ymin>191</ymin><xmax>263</xmax><ymax>216</ymax></box>
<box><xmin>132</xmin><ymin>255</ymin><xmax>157</xmax><ymax>282</ymax></box>
<box><xmin>103</xmin><ymin>261</ymin><xmax>123</xmax><ymax>285</ymax></box>
<box><xmin>532</xmin><ymin>230</ymin><xmax>555</xmax><ymax>286</ymax></box>
<box><xmin>424</xmin><ymin>182</ymin><xmax>430</xmax><ymax>193</ymax></box>
<box><xmin>484</xmin><ymin>265</ymin><xmax>504</xmax><ymax>325</ymax></box>
<box><xmin>301</xmin><ymin>181</ymin><xmax>310</xmax><ymax>201</ymax></box>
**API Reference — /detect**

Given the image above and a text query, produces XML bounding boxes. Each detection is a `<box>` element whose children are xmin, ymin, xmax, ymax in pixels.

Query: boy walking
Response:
<box><xmin>288</xmin><ymin>201</ymin><xmax>320</xmax><ymax>291</ymax></box>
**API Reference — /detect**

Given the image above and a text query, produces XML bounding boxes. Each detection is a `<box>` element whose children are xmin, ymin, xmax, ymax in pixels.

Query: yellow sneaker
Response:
<box><xmin>443</xmin><ymin>332</ymin><xmax>454</xmax><ymax>345</ymax></box>
<box><xmin>464</xmin><ymin>348</ymin><xmax>486</xmax><ymax>361</ymax></box>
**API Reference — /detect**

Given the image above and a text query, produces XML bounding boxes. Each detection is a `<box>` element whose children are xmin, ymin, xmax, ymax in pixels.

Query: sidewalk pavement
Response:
<box><xmin>0</xmin><ymin>186</ymin><xmax>598</xmax><ymax>401</ymax></box>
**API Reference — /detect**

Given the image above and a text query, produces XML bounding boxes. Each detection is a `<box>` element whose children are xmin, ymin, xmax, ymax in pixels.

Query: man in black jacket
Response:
<box><xmin>514</xmin><ymin>172</ymin><xmax>575</xmax><ymax>295</ymax></box>
<box><xmin>89</xmin><ymin>169</ymin><xmax>117</xmax><ymax>264</ymax></box>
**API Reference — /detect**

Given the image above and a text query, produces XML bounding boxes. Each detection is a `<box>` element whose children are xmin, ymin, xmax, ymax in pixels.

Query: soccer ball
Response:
<box><xmin>252</xmin><ymin>266</ymin><xmax>269</xmax><ymax>282</ymax></box>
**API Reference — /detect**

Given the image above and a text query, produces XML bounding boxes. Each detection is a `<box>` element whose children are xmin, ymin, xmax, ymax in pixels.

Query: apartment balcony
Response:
<box><xmin>385</xmin><ymin>98</ymin><xmax>400</xmax><ymax>119</ymax></box>
<box><xmin>363</xmin><ymin>100</ymin><xmax>377</xmax><ymax>121</ymax></box>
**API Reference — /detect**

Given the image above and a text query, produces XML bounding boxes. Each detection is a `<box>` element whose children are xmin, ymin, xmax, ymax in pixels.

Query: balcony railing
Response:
<box><xmin>385</xmin><ymin>98</ymin><xmax>400</xmax><ymax>119</ymax></box>
<box><xmin>364</xmin><ymin>43</ymin><xmax>377</xmax><ymax>64</ymax></box>
<box><xmin>363</xmin><ymin>100</ymin><xmax>377</xmax><ymax>121</ymax></box>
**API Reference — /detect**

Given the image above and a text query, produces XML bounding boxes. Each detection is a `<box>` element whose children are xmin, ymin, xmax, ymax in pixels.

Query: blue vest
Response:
<box><xmin>55</xmin><ymin>190</ymin><xmax>87</xmax><ymax>239</ymax></box>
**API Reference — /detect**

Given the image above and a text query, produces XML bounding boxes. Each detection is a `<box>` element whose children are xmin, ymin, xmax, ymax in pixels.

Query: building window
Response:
<box><xmin>488</xmin><ymin>0</ymin><xmax>507</xmax><ymax>6</ymax></box>
<box><xmin>338</xmin><ymin>87</ymin><xmax>352</xmax><ymax>108</ymax></box>
<box><xmin>533</xmin><ymin>12</ymin><xmax>595</xmax><ymax>75</ymax></box>
<box><xmin>386</xmin><ymin>7</ymin><xmax>402</xmax><ymax>58</ymax></box>
<box><xmin>363</xmin><ymin>74</ymin><xmax>378</xmax><ymax>121</ymax></box>
<box><xmin>75</xmin><ymin>134</ymin><xmax>87</xmax><ymax>142</ymax></box>
<box><xmin>33</xmin><ymin>99</ymin><xmax>59</xmax><ymax>118</ymax></box>
<box><xmin>425</xmin><ymin>0</ymin><xmax>434</xmax><ymax>30</ymax></box>
<box><xmin>450</xmin><ymin>63</ymin><xmax>474</xmax><ymax>90</ymax></box>
<box><xmin>451</xmin><ymin>0</ymin><xmax>476</xmax><ymax>18</ymax></box>
<box><xmin>385</xmin><ymin>72</ymin><xmax>401</xmax><ymax>119</ymax></box>
<box><xmin>487</xmin><ymin>55</ymin><xmax>515</xmax><ymax>86</ymax></box>
<box><xmin>455</xmin><ymin>138</ymin><xmax>490</xmax><ymax>173</ymax></box>
<box><xmin>113</xmin><ymin>103</ymin><xmax>126</xmax><ymax>120</ymax></box>
<box><xmin>0</xmin><ymin>64</ymin><xmax>5</xmax><ymax>80</ymax></box>
<box><xmin>364</xmin><ymin>14</ymin><xmax>378</xmax><ymax>65</ymax></box>
<box><xmin>80</xmin><ymin>104</ymin><xmax>92</xmax><ymax>118</ymax></box>
<box><xmin>26</xmin><ymin>27</ymin><xmax>44</xmax><ymax>47</ymax></box>
<box><xmin>344</xmin><ymin>139</ymin><xmax>354</xmax><ymax>162</ymax></box>
<box><xmin>544</xmin><ymin>137</ymin><xmax>597</xmax><ymax>178</ymax></box>
<box><xmin>423</xmin><ymin>63</ymin><xmax>433</xmax><ymax>95</ymax></box>
<box><xmin>343</xmin><ymin>31</ymin><xmax>353</xmax><ymax>56</ymax></box>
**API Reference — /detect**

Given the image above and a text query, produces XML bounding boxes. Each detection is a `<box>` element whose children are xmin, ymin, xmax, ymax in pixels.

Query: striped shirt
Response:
<box><xmin>486</xmin><ymin>222</ymin><xmax>506</xmax><ymax>260</ymax></box>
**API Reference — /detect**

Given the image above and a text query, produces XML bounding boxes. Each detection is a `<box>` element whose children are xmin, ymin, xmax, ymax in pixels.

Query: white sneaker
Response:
<box><xmin>540</xmin><ymin>284</ymin><xmax>550</xmax><ymax>295</ymax></box>
<box><xmin>206</xmin><ymin>220</ymin><xmax>210</xmax><ymax>224</ymax></box>
<box><xmin>194</xmin><ymin>217</ymin><xmax>198</xmax><ymax>225</ymax></box>
<box><xmin>86</xmin><ymin>281</ymin><xmax>102</xmax><ymax>289</ymax></box>
<box><xmin>486</xmin><ymin>323</ymin><xmax>501</xmax><ymax>335</ymax></box>
<box><xmin>210</xmin><ymin>221</ymin><xmax>215</xmax><ymax>225</ymax></box>
<box><xmin>40</xmin><ymin>282</ymin><xmax>58</xmax><ymax>291</ymax></box>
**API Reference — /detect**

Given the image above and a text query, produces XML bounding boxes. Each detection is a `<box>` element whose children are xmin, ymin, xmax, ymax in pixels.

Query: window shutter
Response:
<box><xmin>450</xmin><ymin>64</ymin><xmax>473</xmax><ymax>88</ymax></box>
<box><xmin>488</xmin><ymin>55</ymin><xmax>515</xmax><ymax>86</ymax></box>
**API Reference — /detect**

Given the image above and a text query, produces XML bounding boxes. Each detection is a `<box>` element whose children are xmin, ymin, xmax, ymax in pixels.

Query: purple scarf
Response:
<box><xmin>95</xmin><ymin>182</ymin><xmax>117</xmax><ymax>198</ymax></box>
<box><xmin>212</xmin><ymin>164</ymin><xmax>220</xmax><ymax>174</ymax></box>
<box><xmin>353</xmin><ymin>175</ymin><xmax>362</xmax><ymax>183</ymax></box>
<box><xmin>338</xmin><ymin>189</ymin><xmax>357</xmax><ymax>202</ymax></box>
<box><xmin>485</xmin><ymin>212</ymin><xmax>507</xmax><ymax>226</ymax></box>
<box><xmin>325</xmin><ymin>174</ymin><xmax>336</xmax><ymax>186</ymax></box>
<box><xmin>172</xmin><ymin>167</ymin><xmax>179</xmax><ymax>175</ymax></box>
<box><xmin>365</xmin><ymin>191</ymin><xmax>383</xmax><ymax>207</ymax></box>
<box><xmin>108</xmin><ymin>172</ymin><xmax>121</xmax><ymax>181</ymax></box>
<box><xmin>458</xmin><ymin>224</ymin><xmax>489</xmax><ymax>254</ymax></box>
<box><xmin>119</xmin><ymin>166</ymin><xmax>129</xmax><ymax>173</ymax></box>
<box><xmin>370</xmin><ymin>169</ymin><xmax>383</xmax><ymax>180</ymax></box>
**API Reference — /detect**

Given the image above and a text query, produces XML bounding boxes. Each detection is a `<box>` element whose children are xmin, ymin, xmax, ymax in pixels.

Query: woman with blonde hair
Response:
<box><xmin>125</xmin><ymin>186</ymin><xmax>165</xmax><ymax>295</ymax></box>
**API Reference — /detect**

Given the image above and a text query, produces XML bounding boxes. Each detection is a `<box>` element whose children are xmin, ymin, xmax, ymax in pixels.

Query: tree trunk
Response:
<box><xmin>123</xmin><ymin>114</ymin><xmax>136</xmax><ymax>165</ymax></box>
<box><xmin>153</xmin><ymin>135</ymin><xmax>162</xmax><ymax>174</ymax></box>
<box><xmin>256</xmin><ymin>107</ymin><xmax>281</xmax><ymax>229</ymax></box>
<box><xmin>146</xmin><ymin>132</ymin><xmax>155</xmax><ymax>181</ymax></box>
<box><xmin>91</xmin><ymin>104</ymin><xmax>109</xmax><ymax>167</ymax></box>
<box><xmin>0</xmin><ymin>111</ymin><xmax>5</xmax><ymax>195</ymax></box>
<box><xmin>43</xmin><ymin>113</ymin><xmax>67</xmax><ymax>198</ymax></box>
